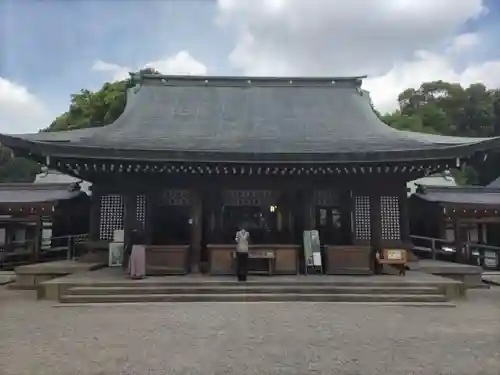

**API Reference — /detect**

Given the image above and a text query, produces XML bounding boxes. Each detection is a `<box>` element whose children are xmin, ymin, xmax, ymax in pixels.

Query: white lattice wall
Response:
<box><xmin>99</xmin><ymin>194</ymin><xmax>124</xmax><ymax>240</ymax></box>
<box><xmin>354</xmin><ymin>195</ymin><xmax>371</xmax><ymax>240</ymax></box>
<box><xmin>380</xmin><ymin>196</ymin><xmax>401</xmax><ymax>240</ymax></box>
<box><xmin>136</xmin><ymin>195</ymin><xmax>147</xmax><ymax>229</ymax></box>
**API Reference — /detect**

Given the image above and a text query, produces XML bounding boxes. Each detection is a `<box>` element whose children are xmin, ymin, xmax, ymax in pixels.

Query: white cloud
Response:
<box><xmin>92</xmin><ymin>60</ymin><xmax>130</xmax><ymax>82</ymax></box>
<box><xmin>445</xmin><ymin>32</ymin><xmax>481</xmax><ymax>54</ymax></box>
<box><xmin>0</xmin><ymin>77</ymin><xmax>53</xmax><ymax>134</ymax></box>
<box><xmin>92</xmin><ymin>50</ymin><xmax>207</xmax><ymax>82</ymax></box>
<box><xmin>145</xmin><ymin>51</ymin><xmax>207</xmax><ymax>75</ymax></box>
<box><xmin>364</xmin><ymin>47</ymin><xmax>500</xmax><ymax>113</ymax></box>
<box><xmin>216</xmin><ymin>0</ymin><xmax>498</xmax><ymax>113</ymax></box>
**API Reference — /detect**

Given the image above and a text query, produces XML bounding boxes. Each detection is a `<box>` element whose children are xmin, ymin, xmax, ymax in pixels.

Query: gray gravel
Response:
<box><xmin>1</xmin><ymin>286</ymin><xmax>499</xmax><ymax>375</ymax></box>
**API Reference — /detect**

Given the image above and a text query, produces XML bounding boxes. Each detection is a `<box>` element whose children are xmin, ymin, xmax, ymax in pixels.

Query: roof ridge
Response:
<box><xmin>132</xmin><ymin>73</ymin><xmax>367</xmax><ymax>88</ymax></box>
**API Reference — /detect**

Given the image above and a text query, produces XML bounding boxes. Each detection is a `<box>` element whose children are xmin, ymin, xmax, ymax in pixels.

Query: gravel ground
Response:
<box><xmin>1</xmin><ymin>286</ymin><xmax>499</xmax><ymax>375</ymax></box>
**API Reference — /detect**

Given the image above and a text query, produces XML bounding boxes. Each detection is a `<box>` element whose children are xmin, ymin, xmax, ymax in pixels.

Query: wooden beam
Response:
<box><xmin>89</xmin><ymin>186</ymin><xmax>101</xmax><ymax>241</ymax></box>
<box><xmin>369</xmin><ymin>191</ymin><xmax>382</xmax><ymax>273</ymax></box>
<box><xmin>189</xmin><ymin>189</ymin><xmax>203</xmax><ymax>273</ymax></box>
<box><xmin>398</xmin><ymin>185</ymin><xmax>411</xmax><ymax>245</ymax></box>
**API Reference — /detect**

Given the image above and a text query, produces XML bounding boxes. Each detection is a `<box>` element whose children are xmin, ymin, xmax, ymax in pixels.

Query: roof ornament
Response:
<box><xmin>128</xmin><ymin>72</ymin><xmax>141</xmax><ymax>86</ymax></box>
<box><xmin>41</xmin><ymin>156</ymin><xmax>49</xmax><ymax>177</ymax></box>
<box><xmin>40</xmin><ymin>166</ymin><xmax>48</xmax><ymax>177</ymax></box>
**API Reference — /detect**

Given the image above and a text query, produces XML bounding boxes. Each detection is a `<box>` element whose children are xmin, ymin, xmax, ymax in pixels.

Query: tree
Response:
<box><xmin>0</xmin><ymin>69</ymin><xmax>162</xmax><ymax>182</ymax></box>
<box><xmin>46</xmin><ymin>82</ymin><xmax>127</xmax><ymax>132</ymax></box>
<box><xmin>44</xmin><ymin>68</ymin><xmax>160</xmax><ymax>132</ymax></box>
<box><xmin>382</xmin><ymin>80</ymin><xmax>500</xmax><ymax>185</ymax></box>
<box><xmin>0</xmin><ymin>147</ymin><xmax>40</xmax><ymax>183</ymax></box>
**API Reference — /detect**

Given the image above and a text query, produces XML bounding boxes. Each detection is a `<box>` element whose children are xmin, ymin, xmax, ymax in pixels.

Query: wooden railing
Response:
<box><xmin>0</xmin><ymin>233</ymin><xmax>89</xmax><ymax>269</ymax></box>
<box><xmin>410</xmin><ymin>234</ymin><xmax>500</xmax><ymax>270</ymax></box>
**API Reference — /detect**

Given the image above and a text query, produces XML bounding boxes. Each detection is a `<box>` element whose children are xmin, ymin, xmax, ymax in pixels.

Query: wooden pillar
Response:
<box><xmin>340</xmin><ymin>189</ymin><xmax>353</xmax><ymax>245</ymax></box>
<box><xmin>477</xmin><ymin>223</ymin><xmax>484</xmax><ymax>244</ymax></box>
<box><xmin>453</xmin><ymin>219</ymin><xmax>464</xmax><ymax>262</ymax></box>
<box><xmin>89</xmin><ymin>186</ymin><xmax>101</xmax><ymax>241</ymax></box>
<box><xmin>398</xmin><ymin>188</ymin><xmax>411</xmax><ymax>245</ymax></box>
<box><xmin>145</xmin><ymin>191</ymin><xmax>157</xmax><ymax>245</ymax></box>
<box><xmin>277</xmin><ymin>189</ymin><xmax>292</xmax><ymax>243</ymax></box>
<box><xmin>369</xmin><ymin>191</ymin><xmax>382</xmax><ymax>273</ymax></box>
<box><xmin>190</xmin><ymin>189</ymin><xmax>203</xmax><ymax>273</ymax></box>
<box><xmin>303</xmin><ymin>188</ymin><xmax>315</xmax><ymax>231</ymax></box>
<box><xmin>124</xmin><ymin>193</ymin><xmax>137</xmax><ymax>240</ymax></box>
<box><xmin>33</xmin><ymin>217</ymin><xmax>42</xmax><ymax>263</ymax></box>
<box><xmin>122</xmin><ymin>193</ymin><xmax>136</xmax><ymax>269</ymax></box>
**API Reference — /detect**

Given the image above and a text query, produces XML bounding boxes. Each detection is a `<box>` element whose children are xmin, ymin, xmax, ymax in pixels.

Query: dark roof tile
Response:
<box><xmin>0</xmin><ymin>183</ymin><xmax>84</xmax><ymax>204</ymax></box>
<box><xmin>1</xmin><ymin>75</ymin><xmax>498</xmax><ymax>162</ymax></box>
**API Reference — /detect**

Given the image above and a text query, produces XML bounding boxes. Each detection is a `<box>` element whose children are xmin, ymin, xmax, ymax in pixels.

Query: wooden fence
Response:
<box><xmin>0</xmin><ymin>233</ymin><xmax>89</xmax><ymax>269</ymax></box>
<box><xmin>410</xmin><ymin>234</ymin><xmax>500</xmax><ymax>270</ymax></box>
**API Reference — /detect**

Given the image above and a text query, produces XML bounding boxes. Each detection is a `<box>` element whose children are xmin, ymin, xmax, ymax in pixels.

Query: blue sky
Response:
<box><xmin>1</xmin><ymin>0</ymin><xmax>500</xmax><ymax>133</ymax></box>
<box><xmin>1</xmin><ymin>0</ymin><xmax>235</xmax><ymax>114</ymax></box>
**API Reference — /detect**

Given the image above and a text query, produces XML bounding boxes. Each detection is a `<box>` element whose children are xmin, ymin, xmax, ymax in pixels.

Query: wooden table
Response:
<box><xmin>232</xmin><ymin>251</ymin><xmax>275</xmax><ymax>275</ymax></box>
<box><xmin>209</xmin><ymin>244</ymin><xmax>299</xmax><ymax>275</ymax></box>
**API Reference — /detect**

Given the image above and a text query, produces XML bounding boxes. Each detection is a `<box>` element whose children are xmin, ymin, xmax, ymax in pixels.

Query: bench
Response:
<box><xmin>377</xmin><ymin>249</ymin><xmax>408</xmax><ymax>276</ymax></box>
<box><xmin>232</xmin><ymin>251</ymin><xmax>276</xmax><ymax>275</ymax></box>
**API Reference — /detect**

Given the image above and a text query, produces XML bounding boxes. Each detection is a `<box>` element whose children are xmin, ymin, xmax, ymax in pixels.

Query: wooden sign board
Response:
<box><xmin>379</xmin><ymin>249</ymin><xmax>407</xmax><ymax>265</ymax></box>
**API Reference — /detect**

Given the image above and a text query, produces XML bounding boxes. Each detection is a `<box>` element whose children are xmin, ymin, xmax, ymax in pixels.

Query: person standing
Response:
<box><xmin>235</xmin><ymin>227</ymin><xmax>250</xmax><ymax>281</ymax></box>
<box><xmin>127</xmin><ymin>228</ymin><xmax>146</xmax><ymax>279</ymax></box>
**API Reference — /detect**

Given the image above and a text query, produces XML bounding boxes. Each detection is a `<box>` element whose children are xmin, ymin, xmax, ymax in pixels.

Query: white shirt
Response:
<box><xmin>235</xmin><ymin>230</ymin><xmax>250</xmax><ymax>253</ymax></box>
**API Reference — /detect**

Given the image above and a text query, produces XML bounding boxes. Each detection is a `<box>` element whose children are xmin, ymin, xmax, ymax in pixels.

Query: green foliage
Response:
<box><xmin>451</xmin><ymin>166</ymin><xmax>479</xmax><ymax>186</ymax></box>
<box><xmin>381</xmin><ymin>81</ymin><xmax>500</xmax><ymax>185</ymax></box>
<box><xmin>45</xmin><ymin>82</ymin><xmax>127</xmax><ymax>132</ymax></box>
<box><xmin>44</xmin><ymin>68</ymin><xmax>159</xmax><ymax>132</ymax></box>
<box><xmin>0</xmin><ymin>147</ymin><xmax>40</xmax><ymax>183</ymax></box>
<box><xmin>0</xmin><ymin>68</ymin><xmax>160</xmax><ymax>182</ymax></box>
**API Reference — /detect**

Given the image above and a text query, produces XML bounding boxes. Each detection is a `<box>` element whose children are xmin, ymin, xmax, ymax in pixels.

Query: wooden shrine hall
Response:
<box><xmin>410</xmin><ymin>181</ymin><xmax>500</xmax><ymax>253</ymax></box>
<box><xmin>1</xmin><ymin>73</ymin><xmax>500</xmax><ymax>276</ymax></box>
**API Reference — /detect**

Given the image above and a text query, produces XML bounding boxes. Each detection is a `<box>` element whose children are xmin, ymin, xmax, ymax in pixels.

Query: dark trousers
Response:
<box><xmin>236</xmin><ymin>252</ymin><xmax>249</xmax><ymax>281</ymax></box>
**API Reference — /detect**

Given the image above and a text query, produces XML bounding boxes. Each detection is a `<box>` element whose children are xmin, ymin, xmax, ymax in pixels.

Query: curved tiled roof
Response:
<box><xmin>413</xmin><ymin>185</ymin><xmax>500</xmax><ymax>207</ymax></box>
<box><xmin>0</xmin><ymin>183</ymin><xmax>85</xmax><ymax>203</ymax></box>
<box><xmin>1</xmin><ymin>75</ymin><xmax>499</xmax><ymax>163</ymax></box>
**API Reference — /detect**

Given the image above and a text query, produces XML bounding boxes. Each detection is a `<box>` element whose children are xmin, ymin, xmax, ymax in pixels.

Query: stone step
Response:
<box><xmin>55</xmin><ymin>279</ymin><xmax>450</xmax><ymax>289</ymax></box>
<box><xmin>60</xmin><ymin>293</ymin><xmax>449</xmax><ymax>304</ymax></box>
<box><xmin>66</xmin><ymin>285</ymin><xmax>442</xmax><ymax>296</ymax></box>
<box><xmin>53</xmin><ymin>301</ymin><xmax>457</xmax><ymax>308</ymax></box>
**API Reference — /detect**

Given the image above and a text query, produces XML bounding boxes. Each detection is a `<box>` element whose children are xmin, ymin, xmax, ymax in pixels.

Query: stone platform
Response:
<box><xmin>416</xmin><ymin>259</ymin><xmax>484</xmax><ymax>288</ymax></box>
<box><xmin>0</xmin><ymin>271</ymin><xmax>15</xmax><ymax>285</ymax></box>
<box><xmin>10</xmin><ymin>260</ymin><xmax>104</xmax><ymax>291</ymax></box>
<box><xmin>482</xmin><ymin>271</ymin><xmax>500</xmax><ymax>286</ymax></box>
<box><xmin>41</xmin><ymin>267</ymin><xmax>464</xmax><ymax>306</ymax></box>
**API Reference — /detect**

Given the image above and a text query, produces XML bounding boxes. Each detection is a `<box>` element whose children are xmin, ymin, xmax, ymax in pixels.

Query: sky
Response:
<box><xmin>1</xmin><ymin>0</ymin><xmax>500</xmax><ymax>134</ymax></box>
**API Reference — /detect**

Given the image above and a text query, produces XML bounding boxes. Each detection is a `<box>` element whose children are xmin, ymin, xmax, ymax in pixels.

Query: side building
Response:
<box><xmin>1</xmin><ymin>74</ymin><xmax>499</xmax><ymax>275</ymax></box>
<box><xmin>0</xmin><ymin>182</ymin><xmax>89</xmax><ymax>268</ymax></box>
<box><xmin>410</xmin><ymin>177</ymin><xmax>500</xmax><ymax>269</ymax></box>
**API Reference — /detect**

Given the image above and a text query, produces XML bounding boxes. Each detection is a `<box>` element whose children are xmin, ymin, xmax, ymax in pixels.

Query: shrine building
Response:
<box><xmin>1</xmin><ymin>74</ymin><xmax>499</xmax><ymax>275</ymax></box>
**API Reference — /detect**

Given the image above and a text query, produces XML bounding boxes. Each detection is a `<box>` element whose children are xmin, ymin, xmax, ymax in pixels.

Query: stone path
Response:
<box><xmin>1</xmin><ymin>286</ymin><xmax>499</xmax><ymax>375</ymax></box>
